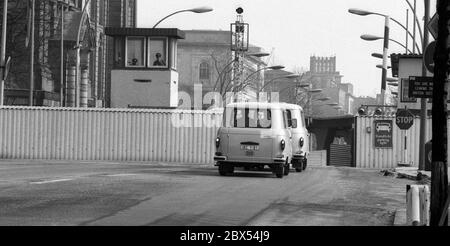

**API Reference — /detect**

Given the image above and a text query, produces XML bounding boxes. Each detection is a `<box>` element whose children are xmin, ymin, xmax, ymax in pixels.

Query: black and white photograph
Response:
<box><xmin>0</xmin><ymin>0</ymin><xmax>449</xmax><ymax>237</ymax></box>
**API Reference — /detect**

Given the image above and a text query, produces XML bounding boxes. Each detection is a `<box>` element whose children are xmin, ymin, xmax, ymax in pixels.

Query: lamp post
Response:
<box><xmin>152</xmin><ymin>7</ymin><xmax>213</xmax><ymax>28</ymax></box>
<box><xmin>358</xmin><ymin>20</ymin><xmax>389</xmax><ymax>106</ymax></box>
<box><xmin>0</xmin><ymin>0</ymin><xmax>8</xmax><ymax>106</ymax></box>
<box><xmin>249</xmin><ymin>52</ymin><xmax>270</xmax><ymax>101</ymax></box>
<box><xmin>361</xmin><ymin>34</ymin><xmax>413</xmax><ymax>53</ymax></box>
<box><xmin>348</xmin><ymin>8</ymin><xmax>422</xmax><ymax>52</ymax></box>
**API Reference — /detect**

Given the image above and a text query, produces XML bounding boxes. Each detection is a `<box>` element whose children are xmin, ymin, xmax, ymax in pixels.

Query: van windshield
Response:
<box><xmin>226</xmin><ymin>107</ymin><xmax>272</xmax><ymax>129</ymax></box>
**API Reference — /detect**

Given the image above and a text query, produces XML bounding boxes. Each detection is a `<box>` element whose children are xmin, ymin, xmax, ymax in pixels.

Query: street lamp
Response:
<box><xmin>388</xmin><ymin>82</ymin><xmax>399</xmax><ymax>87</ymax></box>
<box><xmin>361</xmin><ymin>34</ymin><xmax>413</xmax><ymax>53</ymax></box>
<box><xmin>386</xmin><ymin>77</ymin><xmax>399</xmax><ymax>83</ymax></box>
<box><xmin>241</xmin><ymin>65</ymin><xmax>285</xmax><ymax>87</ymax></box>
<box><xmin>377</xmin><ymin>64</ymin><xmax>392</xmax><ymax>69</ymax></box>
<box><xmin>152</xmin><ymin>7</ymin><xmax>213</xmax><ymax>28</ymax></box>
<box><xmin>349</xmin><ymin>8</ymin><xmax>422</xmax><ymax>52</ymax></box>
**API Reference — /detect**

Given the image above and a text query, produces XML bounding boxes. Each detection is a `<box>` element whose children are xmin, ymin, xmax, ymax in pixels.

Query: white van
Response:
<box><xmin>214</xmin><ymin>102</ymin><xmax>293</xmax><ymax>178</ymax></box>
<box><xmin>281</xmin><ymin>103</ymin><xmax>310</xmax><ymax>172</ymax></box>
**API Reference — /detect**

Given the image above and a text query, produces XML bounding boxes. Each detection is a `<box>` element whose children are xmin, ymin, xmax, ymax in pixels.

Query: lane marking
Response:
<box><xmin>30</xmin><ymin>179</ymin><xmax>74</xmax><ymax>185</ymax></box>
<box><xmin>104</xmin><ymin>174</ymin><xmax>138</xmax><ymax>177</ymax></box>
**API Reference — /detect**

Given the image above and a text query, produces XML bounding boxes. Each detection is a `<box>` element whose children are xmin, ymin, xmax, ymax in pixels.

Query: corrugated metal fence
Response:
<box><xmin>356</xmin><ymin>116</ymin><xmax>450</xmax><ymax>169</ymax></box>
<box><xmin>0</xmin><ymin>107</ymin><xmax>223</xmax><ymax>164</ymax></box>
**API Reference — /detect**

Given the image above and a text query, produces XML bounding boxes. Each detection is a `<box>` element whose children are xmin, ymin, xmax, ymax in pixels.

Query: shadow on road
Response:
<box><xmin>166</xmin><ymin>167</ymin><xmax>303</xmax><ymax>179</ymax></box>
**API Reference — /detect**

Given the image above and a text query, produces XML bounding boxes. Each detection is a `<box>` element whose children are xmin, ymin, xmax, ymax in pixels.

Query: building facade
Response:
<box><xmin>177</xmin><ymin>30</ymin><xmax>266</xmax><ymax>109</ymax></box>
<box><xmin>1</xmin><ymin>0</ymin><xmax>136</xmax><ymax>107</ymax></box>
<box><xmin>304</xmin><ymin>56</ymin><xmax>355</xmax><ymax>118</ymax></box>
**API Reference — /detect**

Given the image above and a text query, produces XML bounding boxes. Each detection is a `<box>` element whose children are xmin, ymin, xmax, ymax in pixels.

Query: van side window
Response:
<box><xmin>283</xmin><ymin>110</ymin><xmax>288</xmax><ymax>129</ymax></box>
<box><xmin>300</xmin><ymin>111</ymin><xmax>306</xmax><ymax>128</ymax></box>
<box><xmin>286</xmin><ymin>110</ymin><xmax>294</xmax><ymax>128</ymax></box>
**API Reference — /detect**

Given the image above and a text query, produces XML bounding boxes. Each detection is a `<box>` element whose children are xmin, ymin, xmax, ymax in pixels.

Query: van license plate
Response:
<box><xmin>246</xmin><ymin>151</ymin><xmax>254</xmax><ymax>156</ymax></box>
<box><xmin>241</xmin><ymin>145</ymin><xmax>259</xmax><ymax>151</ymax></box>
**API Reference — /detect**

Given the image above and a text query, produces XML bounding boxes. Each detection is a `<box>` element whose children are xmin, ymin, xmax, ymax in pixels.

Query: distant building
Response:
<box><xmin>177</xmin><ymin>30</ymin><xmax>266</xmax><ymax>108</ymax></box>
<box><xmin>268</xmin><ymin>56</ymin><xmax>356</xmax><ymax>118</ymax></box>
<box><xmin>264</xmin><ymin>69</ymin><xmax>298</xmax><ymax>104</ymax></box>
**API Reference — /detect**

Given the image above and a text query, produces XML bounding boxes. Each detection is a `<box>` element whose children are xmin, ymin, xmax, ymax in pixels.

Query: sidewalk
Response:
<box><xmin>391</xmin><ymin>167</ymin><xmax>450</xmax><ymax>226</ymax></box>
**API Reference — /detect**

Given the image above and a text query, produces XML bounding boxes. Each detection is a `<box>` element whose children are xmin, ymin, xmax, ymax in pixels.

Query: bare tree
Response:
<box><xmin>210</xmin><ymin>51</ymin><xmax>260</xmax><ymax>100</ymax></box>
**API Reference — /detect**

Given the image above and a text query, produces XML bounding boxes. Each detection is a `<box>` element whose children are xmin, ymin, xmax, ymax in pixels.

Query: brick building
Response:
<box><xmin>1</xmin><ymin>0</ymin><xmax>136</xmax><ymax>107</ymax></box>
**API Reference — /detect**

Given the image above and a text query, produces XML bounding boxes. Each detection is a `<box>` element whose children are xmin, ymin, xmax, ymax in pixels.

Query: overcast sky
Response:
<box><xmin>136</xmin><ymin>0</ymin><xmax>437</xmax><ymax>97</ymax></box>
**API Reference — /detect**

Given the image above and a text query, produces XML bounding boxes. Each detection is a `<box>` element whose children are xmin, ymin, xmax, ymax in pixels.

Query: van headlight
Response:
<box><xmin>299</xmin><ymin>137</ymin><xmax>305</xmax><ymax>148</ymax></box>
<box><xmin>280</xmin><ymin>140</ymin><xmax>286</xmax><ymax>151</ymax></box>
<box><xmin>216</xmin><ymin>137</ymin><xmax>221</xmax><ymax>149</ymax></box>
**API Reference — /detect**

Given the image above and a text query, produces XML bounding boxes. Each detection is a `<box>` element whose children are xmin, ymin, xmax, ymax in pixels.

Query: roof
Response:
<box><xmin>105</xmin><ymin>28</ymin><xmax>185</xmax><ymax>39</ymax></box>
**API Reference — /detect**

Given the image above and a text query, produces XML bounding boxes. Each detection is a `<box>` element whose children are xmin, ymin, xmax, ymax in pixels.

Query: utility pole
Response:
<box><xmin>419</xmin><ymin>0</ymin><xmax>431</xmax><ymax>171</ymax></box>
<box><xmin>430</xmin><ymin>0</ymin><xmax>449</xmax><ymax>226</ymax></box>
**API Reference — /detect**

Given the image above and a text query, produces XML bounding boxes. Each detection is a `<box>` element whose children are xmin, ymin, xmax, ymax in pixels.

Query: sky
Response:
<box><xmin>136</xmin><ymin>0</ymin><xmax>437</xmax><ymax>98</ymax></box>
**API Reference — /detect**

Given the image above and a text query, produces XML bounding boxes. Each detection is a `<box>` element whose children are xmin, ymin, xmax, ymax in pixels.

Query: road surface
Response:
<box><xmin>0</xmin><ymin>160</ymin><xmax>412</xmax><ymax>226</ymax></box>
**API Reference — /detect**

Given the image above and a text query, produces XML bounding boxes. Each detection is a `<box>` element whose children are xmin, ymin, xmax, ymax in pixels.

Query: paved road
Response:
<box><xmin>0</xmin><ymin>160</ymin><xmax>412</xmax><ymax>226</ymax></box>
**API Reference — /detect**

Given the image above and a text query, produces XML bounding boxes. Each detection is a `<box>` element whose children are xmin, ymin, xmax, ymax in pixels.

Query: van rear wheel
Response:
<box><xmin>275</xmin><ymin>164</ymin><xmax>284</xmax><ymax>179</ymax></box>
<box><xmin>219</xmin><ymin>163</ymin><xmax>234</xmax><ymax>176</ymax></box>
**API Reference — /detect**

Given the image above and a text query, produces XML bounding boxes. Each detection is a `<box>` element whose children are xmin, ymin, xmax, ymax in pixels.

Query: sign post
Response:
<box><xmin>396</xmin><ymin>108</ymin><xmax>415</xmax><ymax>166</ymax></box>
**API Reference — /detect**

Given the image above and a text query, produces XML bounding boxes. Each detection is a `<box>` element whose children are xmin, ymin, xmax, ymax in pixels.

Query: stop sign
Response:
<box><xmin>396</xmin><ymin>109</ymin><xmax>415</xmax><ymax>130</ymax></box>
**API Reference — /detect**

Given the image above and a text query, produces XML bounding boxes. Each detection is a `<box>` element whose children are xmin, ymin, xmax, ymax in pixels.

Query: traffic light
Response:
<box><xmin>358</xmin><ymin>106</ymin><xmax>368</xmax><ymax>116</ymax></box>
<box><xmin>374</xmin><ymin>108</ymin><xmax>384</xmax><ymax>116</ymax></box>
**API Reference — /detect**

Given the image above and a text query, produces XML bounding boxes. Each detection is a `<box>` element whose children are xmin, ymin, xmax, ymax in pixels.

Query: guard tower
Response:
<box><xmin>105</xmin><ymin>28</ymin><xmax>185</xmax><ymax>108</ymax></box>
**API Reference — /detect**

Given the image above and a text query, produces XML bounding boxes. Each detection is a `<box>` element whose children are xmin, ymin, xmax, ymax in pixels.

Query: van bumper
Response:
<box><xmin>214</xmin><ymin>156</ymin><xmax>287</xmax><ymax>166</ymax></box>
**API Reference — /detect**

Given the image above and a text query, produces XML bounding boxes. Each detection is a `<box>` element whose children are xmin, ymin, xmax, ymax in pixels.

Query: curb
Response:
<box><xmin>394</xmin><ymin>209</ymin><xmax>407</xmax><ymax>226</ymax></box>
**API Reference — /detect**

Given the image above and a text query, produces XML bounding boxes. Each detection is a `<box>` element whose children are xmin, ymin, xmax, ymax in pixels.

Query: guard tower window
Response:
<box><xmin>149</xmin><ymin>38</ymin><xmax>168</xmax><ymax>68</ymax></box>
<box><xmin>400</xmin><ymin>78</ymin><xmax>417</xmax><ymax>103</ymax></box>
<box><xmin>114</xmin><ymin>37</ymin><xmax>125</xmax><ymax>67</ymax></box>
<box><xmin>126</xmin><ymin>37</ymin><xmax>146</xmax><ymax>67</ymax></box>
<box><xmin>199</xmin><ymin>62</ymin><xmax>210</xmax><ymax>80</ymax></box>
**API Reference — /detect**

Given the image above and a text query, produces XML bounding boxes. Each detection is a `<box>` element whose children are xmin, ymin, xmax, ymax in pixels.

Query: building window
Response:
<box><xmin>148</xmin><ymin>38</ymin><xmax>168</xmax><ymax>68</ymax></box>
<box><xmin>126</xmin><ymin>37</ymin><xmax>146</xmax><ymax>67</ymax></box>
<box><xmin>400</xmin><ymin>78</ymin><xmax>417</xmax><ymax>103</ymax></box>
<box><xmin>171</xmin><ymin>39</ymin><xmax>177</xmax><ymax>70</ymax></box>
<box><xmin>199</xmin><ymin>62</ymin><xmax>210</xmax><ymax>80</ymax></box>
<box><xmin>114</xmin><ymin>37</ymin><xmax>125</xmax><ymax>67</ymax></box>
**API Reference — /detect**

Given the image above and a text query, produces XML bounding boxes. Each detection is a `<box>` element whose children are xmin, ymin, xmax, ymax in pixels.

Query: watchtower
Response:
<box><xmin>105</xmin><ymin>28</ymin><xmax>185</xmax><ymax>108</ymax></box>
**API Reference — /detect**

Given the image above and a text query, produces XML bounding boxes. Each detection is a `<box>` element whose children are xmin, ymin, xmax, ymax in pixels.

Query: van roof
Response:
<box><xmin>225</xmin><ymin>102</ymin><xmax>303</xmax><ymax>111</ymax></box>
<box><xmin>279</xmin><ymin>103</ymin><xmax>304</xmax><ymax>111</ymax></box>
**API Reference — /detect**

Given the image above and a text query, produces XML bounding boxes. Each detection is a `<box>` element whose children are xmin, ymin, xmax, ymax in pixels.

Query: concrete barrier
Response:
<box><xmin>406</xmin><ymin>185</ymin><xmax>430</xmax><ymax>226</ymax></box>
